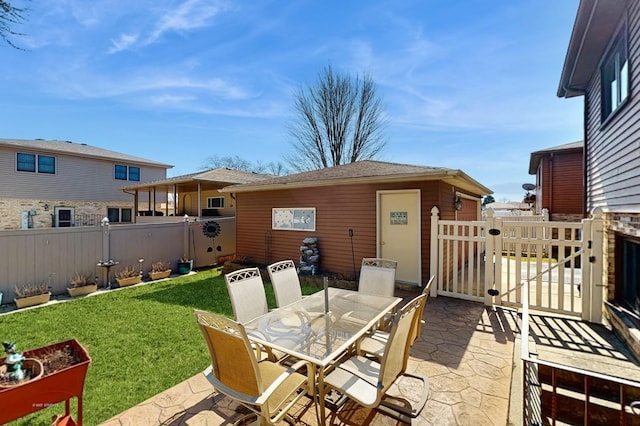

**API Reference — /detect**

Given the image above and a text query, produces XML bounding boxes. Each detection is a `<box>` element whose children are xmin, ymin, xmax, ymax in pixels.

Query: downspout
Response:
<box><xmin>122</xmin><ymin>189</ymin><xmax>138</xmax><ymax>223</ymax></box>
<box><xmin>563</xmin><ymin>83</ymin><xmax>588</xmax><ymax>218</ymax></box>
<box><xmin>582</xmin><ymin>94</ymin><xmax>588</xmax><ymax>218</ymax></box>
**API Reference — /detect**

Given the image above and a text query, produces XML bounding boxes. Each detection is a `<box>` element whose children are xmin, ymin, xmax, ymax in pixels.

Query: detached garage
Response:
<box><xmin>221</xmin><ymin>160</ymin><xmax>492</xmax><ymax>287</ymax></box>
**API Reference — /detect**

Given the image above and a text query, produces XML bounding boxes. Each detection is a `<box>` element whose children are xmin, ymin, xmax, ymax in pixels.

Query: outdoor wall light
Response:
<box><xmin>454</xmin><ymin>195</ymin><xmax>463</xmax><ymax>211</ymax></box>
<box><xmin>43</xmin><ymin>204</ymin><xmax>49</xmax><ymax>211</ymax></box>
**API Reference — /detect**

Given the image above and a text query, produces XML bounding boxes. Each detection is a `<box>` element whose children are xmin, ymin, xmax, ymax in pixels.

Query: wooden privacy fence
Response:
<box><xmin>0</xmin><ymin>217</ymin><xmax>236</xmax><ymax>301</ymax></box>
<box><xmin>430</xmin><ymin>207</ymin><xmax>604</xmax><ymax>322</ymax></box>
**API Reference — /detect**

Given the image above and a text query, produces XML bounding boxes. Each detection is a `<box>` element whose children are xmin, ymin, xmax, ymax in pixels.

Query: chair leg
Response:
<box><xmin>379</xmin><ymin>371</ymin><xmax>430</xmax><ymax>419</ymax></box>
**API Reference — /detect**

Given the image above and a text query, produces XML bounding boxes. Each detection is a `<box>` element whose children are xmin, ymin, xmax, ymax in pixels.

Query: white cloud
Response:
<box><xmin>146</xmin><ymin>0</ymin><xmax>229</xmax><ymax>44</ymax></box>
<box><xmin>108</xmin><ymin>33</ymin><xmax>139</xmax><ymax>54</ymax></box>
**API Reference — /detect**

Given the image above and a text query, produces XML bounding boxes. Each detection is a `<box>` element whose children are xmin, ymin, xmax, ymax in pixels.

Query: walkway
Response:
<box><xmin>101</xmin><ymin>296</ymin><xmax>519</xmax><ymax>425</ymax></box>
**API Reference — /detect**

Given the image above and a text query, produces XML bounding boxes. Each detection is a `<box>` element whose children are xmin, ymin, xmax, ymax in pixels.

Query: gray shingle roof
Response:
<box><xmin>222</xmin><ymin>160</ymin><xmax>492</xmax><ymax>195</ymax></box>
<box><xmin>0</xmin><ymin>138</ymin><xmax>172</xmax><ymax>168</ymax></box>
<box><xmin>120</xmin><ymin>167</ymin><xmax>272</xmax><ymax>190</ymax></box>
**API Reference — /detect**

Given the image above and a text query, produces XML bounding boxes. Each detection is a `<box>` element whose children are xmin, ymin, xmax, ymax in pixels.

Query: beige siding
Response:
<box><xmin>585</xmin><ymin>0</ymin><xmax>640</xmax><ymax>213</ymax></box>
<box><xmin>0</xmin><ymin>146</ymin><xmax>167</xmax><ymax>202</ymax></box>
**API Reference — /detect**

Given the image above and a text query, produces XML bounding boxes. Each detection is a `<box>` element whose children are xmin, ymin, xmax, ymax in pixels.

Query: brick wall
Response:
<box><xmin>0</xmin><ymin>198</ymin><xmax>133</xmax><ymax>230</ymax></box>
<box><xmin>603</xmin><ymin>212</ymin><xmax>640</xmax><ymax>360</ymax></box>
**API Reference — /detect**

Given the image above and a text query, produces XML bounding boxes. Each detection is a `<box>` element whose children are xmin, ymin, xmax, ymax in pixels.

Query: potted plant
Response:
<box><xmin>115</xmin><ymin>265</ymin><xmax>142</xmax><ymax>287</ymax></box>
<box><xmin>67</xmin><ymin>273</ymin><xmax>98</xmax><ymax>297</ymax></box>
<box><xmin>177</xmin><ymin>255</ymin><xmax>193</xmax><ymax>275</ymax></box>
<box><xmin>14</xmin><ymin>283</ymin><xmax>51</xmax><ymax>309</ymax></box>
<box><xmin>149</xmin><ymin>260</ymin><xmax>172</xmax><ymax>280</ymax></box>
<box><xmin>0</xmin><ymin>339</ymin><xmax>91</xmax><ymax>425</ymax></box>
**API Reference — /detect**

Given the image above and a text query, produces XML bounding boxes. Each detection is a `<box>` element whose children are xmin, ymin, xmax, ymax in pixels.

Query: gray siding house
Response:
<box><xmin>0</xmin><ymin>139</ymin><xmax>172</xmax><ymax>230</ymax></box>
<box><xmin>558</xmin><ymin>0</ymin><xmax>640</xmax><ymax>357</ymax></box>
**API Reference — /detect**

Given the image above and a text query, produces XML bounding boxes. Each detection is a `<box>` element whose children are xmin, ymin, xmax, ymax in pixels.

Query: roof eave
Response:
<box><xmin>222</xmin><ymin>170</ymin><xmax>492</xmax><ymax>196</ymax></box>
<box><xmin>558</xmin><ymin>0</ymin><xmax>627</xmax><ymax>98</ymax></box>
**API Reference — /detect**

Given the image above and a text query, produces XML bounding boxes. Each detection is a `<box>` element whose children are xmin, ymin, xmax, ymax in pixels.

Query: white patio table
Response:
<box><xmin>243</xmin><ymin>287</ymin><xmax>401</xmax><ymax>424</ymax></box>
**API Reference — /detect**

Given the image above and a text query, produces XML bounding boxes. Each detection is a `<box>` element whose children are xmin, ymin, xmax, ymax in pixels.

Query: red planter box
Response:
<box><xmin>0</xmin><ymin>339</ymin><xmax>91</xmax><ymax>425</ymax></box>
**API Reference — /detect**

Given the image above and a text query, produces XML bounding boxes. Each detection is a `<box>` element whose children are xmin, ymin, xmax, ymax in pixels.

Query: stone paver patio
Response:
<box><xmin>101</xmin><ymin>296</ymin><xmax>519</xmax><ymax>425</ymax></box>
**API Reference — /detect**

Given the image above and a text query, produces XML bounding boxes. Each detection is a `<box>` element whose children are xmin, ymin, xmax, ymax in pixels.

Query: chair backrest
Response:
<box><xmin>267</xmin><ymin>260</ymin><xmax>303</xmax><ymax>308</ymax></box>
<box><xmin>193</xmin><ymin>309</ymin><xmax>263</xmax><ymax>397</ymax></box>
<box><xmin>358</xmin><ymin>258</ymin><xmax>397</xmax><ymax>297</ymax></box>
<box><xmin>378</xmin><ymin>293</ymin><xmax>427</xmax><ymax>392</ymax></box>
<box><xmin>410</xmin><ymin>275</ymin><xmax>434</xmax><ymax>344</ymax></box>
<box><xmin>225</xmin><ymin>267</ymin><xmax>269</xmax><ymax>323</ymax></box>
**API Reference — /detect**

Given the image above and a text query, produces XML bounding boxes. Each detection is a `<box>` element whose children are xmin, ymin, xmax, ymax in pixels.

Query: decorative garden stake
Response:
<box><xmin>201</xmin><ymin>220</ymin><xmax>222</xmax><ymax>263</ymax></box>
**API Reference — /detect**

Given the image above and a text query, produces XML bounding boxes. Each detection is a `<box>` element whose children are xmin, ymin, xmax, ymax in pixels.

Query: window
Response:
<box><xmin>128</xmin><ymin>166</ymin><xmax>140</xmax><ymax>182</ymax></box>
<box><xmin>114</xmin><ymin>165</ymin><xmax>128</xmax><ymax>180</ymax></box>
<box><xmin>114</xmin><ymin>165</ymin><xmax>140</xmax><ymax>181</ymax></box>
<box><xmin>601</xmin><ymin>27</ymin><xmax>629</xmax><ymax>122</ymax></box>
<box><xmin>616</xmin><ymin>234</ymin><xmax>640</xmax><ymax>317</ymax></box>
<box><xmin>107</xmin><ymin>207</ymin><xmax>133</xmax><ymax>223</ymax></box>
<box><xmin>17</xmin><ymin>153</ymin><xmax>36</xmax><ymax>172</ymax></box>
<box><xmin>17</xmin><ymin>152</ymin><xmax>56</xmax><ymax>174</ymax></box>
<box><xmin>38</xmin><ymin>155</ymin><xmax>55</xmax><ymax>174</ymax></box>
<box><xmin>207</xmin><ymin>196</ymin><xmax>225</xmax><ymax>209</ymax></box>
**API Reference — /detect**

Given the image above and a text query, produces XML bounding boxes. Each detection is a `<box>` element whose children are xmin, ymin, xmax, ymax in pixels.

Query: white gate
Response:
<box><xmin>429</xmin><ymin>207</ymin><xmax>604</xmax><ymax>322</ymax></box>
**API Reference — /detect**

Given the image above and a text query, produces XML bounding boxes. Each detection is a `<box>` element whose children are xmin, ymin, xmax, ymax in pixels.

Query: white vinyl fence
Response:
<box><xmin>430</xmin><ymin>207</ymin><xmax>604</xmax><ymax>322</ymax></box>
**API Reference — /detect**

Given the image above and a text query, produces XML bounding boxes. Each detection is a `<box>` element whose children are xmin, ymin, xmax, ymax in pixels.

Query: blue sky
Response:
<box><xmin>1</xmin><ymin>0</ymin><xmax>582</xmax><ymax>202</ymax></box>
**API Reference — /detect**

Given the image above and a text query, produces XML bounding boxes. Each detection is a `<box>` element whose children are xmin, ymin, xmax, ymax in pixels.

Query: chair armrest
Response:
<box><xmin>255</xmin><ymin>359</ymin><xmax>313</xmax><ymax>404</ymax></box>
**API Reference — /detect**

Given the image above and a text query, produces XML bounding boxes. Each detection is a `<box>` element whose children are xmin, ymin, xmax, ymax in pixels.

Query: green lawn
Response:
<box><xmin>1</xmin><ymin>268</ymin><xmax>319</xmax><ymax>426</ymax></box>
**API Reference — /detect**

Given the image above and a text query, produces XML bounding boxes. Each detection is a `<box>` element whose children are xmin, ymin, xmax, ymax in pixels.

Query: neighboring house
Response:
<box><xmin>119</xmin><ymin>168</ymin><xmax>272</xmax><ymax>222</ymax></box>
<box><xmin>483</xmin><ymin>201</ymin><xmax>534</xmax><ymax>217</ymax></box>
<box><xmin>528</xmin><ymin>141</ymin><xmax>584</xmax><ymax>221</ymax></box>
<box><xmin>558</xmin><ymin>0</ymin><xmax>640</xmax><ymax>357</ymax></box>
<box><xmin>221</xmin><ymin>160</ymin><xmax>492</xmax><ymax>286</ymax></box>
<box><xmin>0</xmin><ymin>138</ymin><xmax>172</xmax><ymax>230</ymax></box>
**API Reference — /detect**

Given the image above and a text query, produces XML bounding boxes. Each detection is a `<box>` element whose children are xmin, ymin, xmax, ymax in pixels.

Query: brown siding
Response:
<box><xmin>585</xmin><ymin>0</ymin><xmax>640</xmax><ymax>213</ymax></box>
<box><xmin>535</xmin><ymin>150</ymin><xmax>583</xmax><ymax>220</ymax></box>
<box><xmin>540</xmin><ymin>158</ymin><xmax>551</xmax><ymax>210</ymax></box>
<box><xmin>235</xmin><ymin>180</ymin><xmax>476</xmax><ymax>285</ymax></box>
<box><xmin>550</xmin><ymin>151</ymin><xmax>583</xmax><ymax>216</ymax></box>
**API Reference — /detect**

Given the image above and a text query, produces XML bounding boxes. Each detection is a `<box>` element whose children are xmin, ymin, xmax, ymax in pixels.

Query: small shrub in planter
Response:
<box><xmin>14</xmin><ymin>283</ymin><xmax>51</xmax><ymax>309</ymax></box>
<box><xmin>177</xmin><ymin>256</ymin><xmax>193</xmax><ymax>275</ymax></box>
<box><xmin>149</xmin><ymin>260</ymin><xmax>172</xmax><ymax>280</ymax></box>
<box><xmin>67</xmin><ymin>273</ymin><xmax>98</xmax><ymax>297</ymax></box>
<box><xmin>115</xmin><ymin>265</ymin><xmax>141</xmax><ymax>287</ymax></box>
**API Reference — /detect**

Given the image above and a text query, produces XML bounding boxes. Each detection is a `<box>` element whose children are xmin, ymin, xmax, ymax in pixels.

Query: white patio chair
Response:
<box><xmin>320</xmin><ymin>292</ymin><xmax>430</xmax><ymax>420</ymax></box>
<box><xmin>193</xmin><ymin>310</ymin><xmax>316</xmax><ymax>425</ymax></box>
<box><xmin>358</xmin><ymin>258</ymin><xmax>397</xmax><ymax>297</ymax></box>
<box><xmin>267</xmin><ymin>260</ymin><xmax>303</xmax><ymax>308</ymax></box>
<box><xmin>357</xmin><ymin>258</ymin><xmax>398</xmax><ymax>330</ymax></box>
<box><xmin>224</xmin><ymin>267</ymin><xmax>268</xmax><ymax>324</ymax></box>
<box><xmin>357</xmin><ymin>275</ymin><xmax>434</xmax><ymax>361</ymax></box>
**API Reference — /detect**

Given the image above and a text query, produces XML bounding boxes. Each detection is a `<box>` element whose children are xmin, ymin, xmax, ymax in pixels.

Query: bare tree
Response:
<box><xmin>286</xmin><ymin>65</ymin><xmax>386</xmax><ymax>171</ymax></box>
<box><xmin>1</xmin><ymin>1</ymin><xmax>28</xmax><ymax>49</ymax></box>
<box><xmin>201</xmin><ymin>155</ymin><xmax>288</xmax><ymax>176</ymax></box>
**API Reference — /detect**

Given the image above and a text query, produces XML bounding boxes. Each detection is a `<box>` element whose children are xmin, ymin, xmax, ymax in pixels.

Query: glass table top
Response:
<box><xmin>244</xmin><ymin>287</ymin><xmax>400</xmax><ymax>366</ymax></box>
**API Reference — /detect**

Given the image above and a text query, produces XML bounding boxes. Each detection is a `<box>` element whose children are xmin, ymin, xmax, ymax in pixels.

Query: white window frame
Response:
<box><xmin>16</xmin><ymin>152</ymin><xmax>57</xmax><ymax>174</ymax></box>
<box><xmin>601</xmin><ymin>23</ymin><xmax>629</xmax><ymax>123</ymax></box>
<box><xmin>207</xmin><ymin>196</ymin><xmax>225</xmax><ymax>209</ymax></box>
<box><xmin>107</xmin><ymin>207</ymin><xmax>133</xmax><ymax>223</ymax></box>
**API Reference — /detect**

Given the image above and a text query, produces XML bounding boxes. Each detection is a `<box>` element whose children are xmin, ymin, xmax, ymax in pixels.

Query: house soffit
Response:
<box><xmin>558</xmin><ymin>0</ymin><xmax>627</xmax><ymax>98</ymax></box>
<box><xmin>221</xmin><ymin>172</ymin><xmax>492</xmax><ymax>197</ymax></box>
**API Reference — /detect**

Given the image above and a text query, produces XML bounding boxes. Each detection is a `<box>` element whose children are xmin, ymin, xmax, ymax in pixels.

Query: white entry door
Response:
<box><xmin>378</xmin><ymin>190</ymin><xmax>421</xmax><ymax>285</ymax></box>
